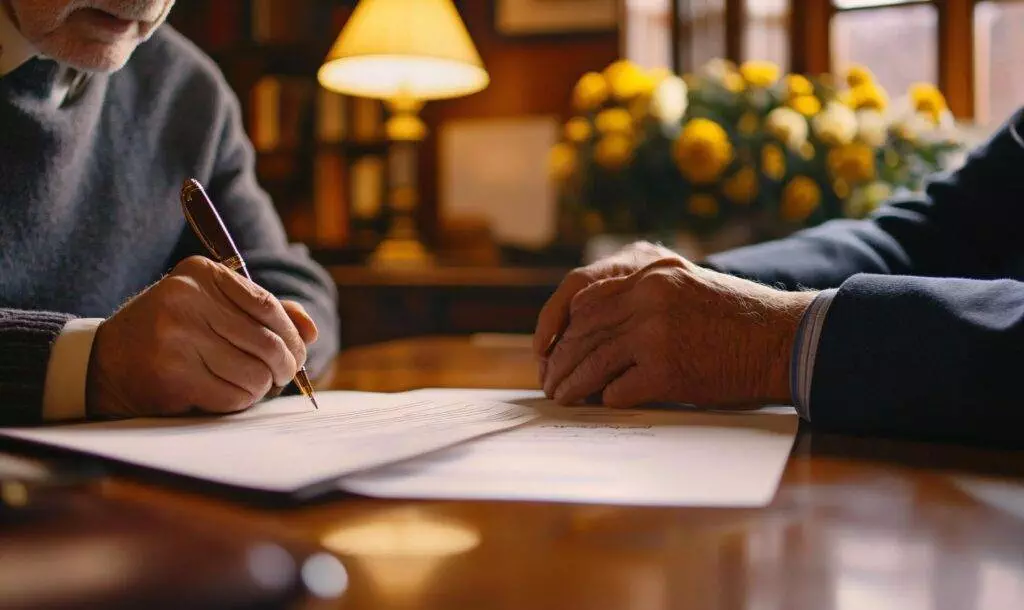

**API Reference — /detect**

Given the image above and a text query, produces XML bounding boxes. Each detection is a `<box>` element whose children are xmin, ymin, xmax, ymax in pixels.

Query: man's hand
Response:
<box><xmin>86</xmin><ymin>256</ymin><xmax>318</xmax><ymax>418</ymax></box>
<box><xmin>534</xmin><ymin>241</ymin><xmax>683</xmax><ymax>380</ymax></box>
<box><xmin>538</xmin><ymin>248</ymin><xmax>815</xmax><ymax>408</ymax></box>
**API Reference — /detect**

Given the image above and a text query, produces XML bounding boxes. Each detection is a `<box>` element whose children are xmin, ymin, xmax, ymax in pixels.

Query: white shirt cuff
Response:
<box><xmin>41</xmin><ymin>318</ymin><xmax>104</xmax><ymax>422</ymax></box>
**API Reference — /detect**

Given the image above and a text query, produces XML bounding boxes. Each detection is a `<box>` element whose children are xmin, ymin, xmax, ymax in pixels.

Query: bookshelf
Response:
<box><xmin>168</xmin><ymin>0</ymin><xmax>393</xmax><ymax>261</ymax></box>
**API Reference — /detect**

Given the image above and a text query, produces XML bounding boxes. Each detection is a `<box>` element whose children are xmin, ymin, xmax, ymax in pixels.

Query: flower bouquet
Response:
<box><xmin>551</xmin><ymin>59</ymin><xmax>962</xmax><ymax>252</ymax></box>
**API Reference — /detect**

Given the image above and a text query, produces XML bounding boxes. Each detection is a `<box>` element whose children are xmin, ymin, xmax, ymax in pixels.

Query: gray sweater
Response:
<box><xmin>0</xmin><ymin>27</ymin><xmax>340</xmax><ymax>425</ymax></box>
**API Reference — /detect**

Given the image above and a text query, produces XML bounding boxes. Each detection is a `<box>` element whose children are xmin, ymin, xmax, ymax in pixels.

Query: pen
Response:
<box><xmin>179</xmin><ymin>178</ymin><xmax>320</xmax><ymax>410</ymax></box>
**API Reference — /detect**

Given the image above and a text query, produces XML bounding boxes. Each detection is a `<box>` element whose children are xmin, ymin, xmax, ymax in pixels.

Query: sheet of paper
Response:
<box><xmin>339</xmin><ymin>389</ymin><xmax>799</xmax><ymax>507</ymax></box>
<box><xmin>0</xmin><ymin>391</ymin><xmax>536</xmax><ymax>494</ymax></box>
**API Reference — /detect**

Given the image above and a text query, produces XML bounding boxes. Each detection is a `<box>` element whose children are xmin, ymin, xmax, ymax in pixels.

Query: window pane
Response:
<box><xmin>681</xmin><ymin>0</ymin><xmax>726</xmax><ymax>71</ymax></box>
<box><xmin>744</xmin><ymin>0</ymin><xmax>789</xmax><ymax>69</ymax></box>
<box><xmin>831</xmin><ymin>5</ymin><xmax>938</xmax><ymax>98</ymax></box>
<box><xmin>625</xmin><ymin>0</ymin><xmax>672</xmax><ymax>69</ymax></box>
<box><xmin>974</xmin><ymin>1</ymin><xmax>1024</xmax><ymax>126</ymax></box>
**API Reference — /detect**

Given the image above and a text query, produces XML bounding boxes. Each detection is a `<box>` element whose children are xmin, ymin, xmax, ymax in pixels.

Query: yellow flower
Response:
<box><xmin>846</xmin><ymin>65</ymin><xmax>874</xmax><ymax>89</ymax></box>
<box><xmin>766</xmin><ymin>107</ymin><xmax>809</xmax><ymax>150</ymax></box>
<box><xmin>828</xmin><ymin>143</ymin><xmax>876</xmax><ymax>184</ymax></box>
<box><xmin>833</xmin><ymin>178</ymin><xmax>850</xmax><ymax>200</ymax></box>
<box><xmin>739</xmin><ymin>60</ymin><xmax>780</xmax><ymax>88</ymax></box>
<box><xmin>845</xmin><ymin>83</ymin><xmax>888</xmax><ymax>112</ymax></box>
<box><xmin>813</xmin><ymin>102</ymin><xmax>858</xmax><ymax>146</ymax></box>
<box><xmin>723</xmin><ymin>167</ymin><xmax>758</xmax><ymax>205</ymax></box>
<box><xmin>594</xmin><ymin>134</ymin><xmax>634</xmax><ymax>170</ymax></box>
<box><xmin>910</xmin><ymin>83</ymin><xmax>947</xmax><ymax>123</ymax></box>
<box><xmin>724</xmin><ymin>72</ymin><xmax>746</xmax><ymax>93</ymax></box>
<box><xmin>781</xmin><ymin>176</ymin><xmax>821</xmax><ymax>222</ymax></box>
<box><xmin>595</xmin><ymin>108</ymin><xmax>633</xmax><ymax>135</ymax></box>
<box><xmin>785</xmin><ymin>74</ymin><xmax>814</xmax><ymax>98</ymax></box>
<box><xmin>573</xmin><ymin>72</ymin><xmax>609</xmax><ymax>111</ymax></box>
<box><xmin>648</xmin><ymin>66</ymin><xmax>673</xmax><ymax>84</ymax></box>
<box><xmin>603</xmin><ymin>60</ymin><xmax>655</xmax><ymax>100</ymax></box>
<box><xmin>789</xmin><ymin>95</ymin><xmax>822</xmax><ymax>117</ymax></box>
<box><xmin>564</xmin><ymin>117</ymin><xmax>592</xmax><ymax>143</ymax></box>
<box><xmin>651</xmin><ymin>75</ymin><xmax>688</xmax><ymax>125</ymax></box>
<box><xmin>761</xmin><ymin>143</ymin><xmax>786</xmax><ymax>181</ymax></box>
<box><xmin>700</xmin><ymin>58</ymin><xmax>738</xmax><ymax>82</ymax></box>
<box><xmin>738</xmin><ymin>112</ymin><xmax>760</xmax><ymax>135</ymax></box>
<box><xmin>629</xmin><ymin>96</ymin><xmax>651</xmax><ymax>122</ymax></box>
<box><xmin>856</xmin><ymin>110</ymin><xmax>888</xmax><ymax>147</ymax></box>
<box><xmin>799</xmin><ymin>142</ymin><xmax>815</xmax><ymax>160</ymax></box>
<box><xmin>548</xmin><ymin>143</ymin><xmax>577</xmax><ymax>180</ymax></box>
<box><xmin>688</xmin><ymin>194</ymin><xmax>719</xmax><ymax>218</ymax></box>
<box><xmin>674</xmin><ymin>118</ymin><xmax>733</xmax><ymax>184</ymax></box>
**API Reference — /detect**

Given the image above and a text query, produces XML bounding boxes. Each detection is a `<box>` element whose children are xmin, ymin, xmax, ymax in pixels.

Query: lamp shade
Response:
<box><xmin>317</xmin><ymin>0</ymin><xmax>489</xmax><ymax>101</ymax></box>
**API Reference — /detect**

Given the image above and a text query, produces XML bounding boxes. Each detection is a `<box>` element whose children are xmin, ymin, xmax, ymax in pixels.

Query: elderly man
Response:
<box><xmin>537</xmin><ymin>110</ymin><xmax>1024</xmax><ymax>447</ymax></box>
<box><xmin>0</xmin><ymin>0</ymin><xmax>338</xmax><ymax>424</ymax></box>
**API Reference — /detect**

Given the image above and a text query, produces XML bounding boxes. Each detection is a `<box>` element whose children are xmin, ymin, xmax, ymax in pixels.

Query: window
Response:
<box><xmin>745</xmin><ymin>0</ymin><xmax>789</xmax><ymax>68</ymax></box>
<box><xmin>624</xmin><ymin>0</ymin><xmax>996</xmax><ymax>122</ymax></box>
<box><xmin>624</xmin><ymin>0</ymin><xmax>673</xmax><ymax>69</ymax></box>
<box><xmin>974</xmin><ymin>1</ymin><xmax>1024</xmax><ymax>126</ymax></box>
<box><xmin>831</xmin><ymin>3</ymin><xmax>938</xmax><ymax>97</ymax></box>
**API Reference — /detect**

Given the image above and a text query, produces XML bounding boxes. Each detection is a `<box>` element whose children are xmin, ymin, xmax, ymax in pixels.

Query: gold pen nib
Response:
<box><xmin>310</xmin><ymin>393</ymin><xmax>320</xmax><ymax>411</ymax></box>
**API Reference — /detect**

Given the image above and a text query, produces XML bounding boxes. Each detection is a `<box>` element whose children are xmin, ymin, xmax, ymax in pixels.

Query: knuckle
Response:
<box><xmin>252</xmin><ymin>288</ymin><xmax>278</xmax><ymax>313</ymax></box>
<box><xmin>636</xmin><ymin>270</ymin><xmax>675</xmax><ymax>299</ymax></box>
<box><xmin>173</xmin><ymin>255</ymin><xmax>214</xmax><ymax>276</ymax></box>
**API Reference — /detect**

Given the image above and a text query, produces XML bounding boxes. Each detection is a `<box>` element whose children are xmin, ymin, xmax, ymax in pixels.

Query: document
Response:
<box><xmin>340</xmin><ymin>389</ymin><xmax>799</xmax><ymax>507</ymax></box>
<box><xmin>0</xmin><ymin>392</ymin><xmax>536</xmax><ymax>496</ymax></box>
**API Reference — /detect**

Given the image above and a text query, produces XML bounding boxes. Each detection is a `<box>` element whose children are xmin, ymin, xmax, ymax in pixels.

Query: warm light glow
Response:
<box><xmin>318</xmin><ymin>0</ymin><xmax>489</xmax><ymax>100</ymax></box>
<box><xmin>319</xmin><ymin>56</ymin><xmax>488</xmax><ymax>100</ymax></box>
<box><xmin>321</xmin><ymin>508</ymin><xmax>481</xmax><ymax>557</ymax></box>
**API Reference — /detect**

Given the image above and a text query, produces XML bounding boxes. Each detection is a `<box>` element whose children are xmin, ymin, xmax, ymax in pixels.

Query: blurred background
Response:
<box><xmin>167</xmin><ymin>0</ymin><xmax>1013</xmax><ymax>348</ymax></box>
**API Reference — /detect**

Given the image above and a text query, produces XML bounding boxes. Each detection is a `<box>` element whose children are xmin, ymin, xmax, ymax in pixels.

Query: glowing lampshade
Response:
<box><xmin>317</xmin><ymin>0</ymin><xmax>489</xmax><ymax>101</ymax></box>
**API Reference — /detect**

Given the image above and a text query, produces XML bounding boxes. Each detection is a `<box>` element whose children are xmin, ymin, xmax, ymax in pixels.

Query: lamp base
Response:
<box><xmin>369</xmin><ymin>235</ymin><xmax>434</xmax><ymax>267</ymax></box>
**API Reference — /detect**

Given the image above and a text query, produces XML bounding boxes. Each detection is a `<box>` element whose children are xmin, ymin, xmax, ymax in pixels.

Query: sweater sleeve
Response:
<box><xmin>706</xmin><ymin>109</ymin><xmax>1024</xmax><ymax>288</ymax></box>
<box><xmin>0</xmin><ymin>309</ymin><xmax>74</xmax><ymax>425</ymax></box>
<box><xmin>169</xmin><ymin>77</ymin><xmax>340</xmax><ymax>383</ymax></box>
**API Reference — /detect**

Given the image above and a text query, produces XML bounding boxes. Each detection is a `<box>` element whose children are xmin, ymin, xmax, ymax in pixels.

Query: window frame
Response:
<box><xmin>651</xmin><ymin>0</ymin><xmax>981</xmax><ymax>118</ymax></box>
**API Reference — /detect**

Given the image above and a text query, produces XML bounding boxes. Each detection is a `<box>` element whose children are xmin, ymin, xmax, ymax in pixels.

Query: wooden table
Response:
<box><xmin>51</xmin><ymin>338</ymin><xmax>1024</xmax><ymax>607</ymax></box>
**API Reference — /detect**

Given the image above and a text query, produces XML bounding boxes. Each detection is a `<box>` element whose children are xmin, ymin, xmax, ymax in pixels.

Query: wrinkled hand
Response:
<box><xmin>86</xmin><ymin>256</ymin><xmax>319</xmax><ymax>418</ymax></box>
<box><xmin>534</xmin><ymin>241</ymin><xmax>683</xmax><ymax>379</ymax></box>
<box><xmin>537</xmin><ymin>247</ymin><xmax>815</xmax><ymax>408</ymax></box>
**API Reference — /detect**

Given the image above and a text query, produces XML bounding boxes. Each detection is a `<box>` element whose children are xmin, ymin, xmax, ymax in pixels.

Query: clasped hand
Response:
<box><xmin>534</xmin><ymin>242</ymin><xmax>815</xmax><ymax>408</ymax></box>
<box><xmin>86</xmin><ymin>256</ymin><xmax>317</xmax><ymax>418</ymax></box>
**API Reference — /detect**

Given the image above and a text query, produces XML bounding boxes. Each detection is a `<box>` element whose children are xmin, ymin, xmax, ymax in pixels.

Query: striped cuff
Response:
<box><xmin>789</xmin><ymin>289</ymin><xmax>837</xmax><ymax>421</ymax></box>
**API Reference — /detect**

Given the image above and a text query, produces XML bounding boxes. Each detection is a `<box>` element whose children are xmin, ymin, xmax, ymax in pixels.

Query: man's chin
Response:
<box><xmin>36</xmin><ymin>37</ymin><xmax>139</xmax><ymax>73</ymax></box>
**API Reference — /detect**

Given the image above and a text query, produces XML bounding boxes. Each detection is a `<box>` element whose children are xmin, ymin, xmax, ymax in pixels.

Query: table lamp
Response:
<box><xmin>317</xmin><ymin>0</ymin><xmax>489</xmax><ymax>266</ymax></box>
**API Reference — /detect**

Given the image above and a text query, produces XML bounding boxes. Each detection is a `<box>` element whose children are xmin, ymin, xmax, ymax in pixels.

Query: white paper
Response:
<box><xmin>0</xmin><ymin>391</ymin><xmax>536</xmax><ymax>494</ymax></box>
<box><xmin>340</xmin><ymin>389</ymin><xmax>799</xmax><ymax>507</ymax></box>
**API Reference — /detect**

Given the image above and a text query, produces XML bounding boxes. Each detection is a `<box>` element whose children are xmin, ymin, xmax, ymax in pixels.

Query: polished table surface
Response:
<box><xmin>60</xmin><ymin>338</ymin><xmax>1024</xmax><ymax>607</ymax></box>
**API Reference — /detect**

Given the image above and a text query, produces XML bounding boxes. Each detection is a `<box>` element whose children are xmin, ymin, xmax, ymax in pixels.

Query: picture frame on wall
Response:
<box><xmin>494</xmin><ymin>0</ymin><xmax>619</xmax><ymax>36</ymax></box>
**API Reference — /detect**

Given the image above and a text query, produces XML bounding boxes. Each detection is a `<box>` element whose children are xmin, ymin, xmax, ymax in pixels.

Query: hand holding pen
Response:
<box><xmin>84</xmin><ymin>181</ymin><xmax>320</xmax><ymax>418</ymax></box>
